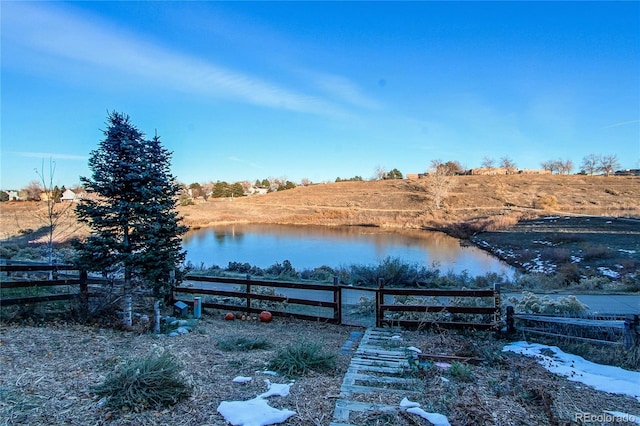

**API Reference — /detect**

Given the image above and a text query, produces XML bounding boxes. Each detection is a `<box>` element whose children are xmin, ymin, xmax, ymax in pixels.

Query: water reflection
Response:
<box><xmin>182</xmin><ymin>224</ymin><xmax>514</xmax><ymax>277</ymax></box>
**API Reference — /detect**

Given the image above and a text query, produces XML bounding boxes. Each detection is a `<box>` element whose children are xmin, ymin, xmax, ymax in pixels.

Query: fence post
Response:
<box><xmin>333</xmin><ymin>276</ymin><xmax>341</xmax><ymax>325</ymax></box>
<box><xmin>624</xmin><ymin>314</ymin><xmax>639</xmax><ymax>350</ymax></box>
<box><xmin>376</xmin><ymin>278</ymin><xmax>384</xmax><ymax>328</ymax></box>
<box><xmin>493</xmin><ymin>283</ymin><xmax>501</xmax><ymax>330</ymax></box>
<box><xmin>79</xmin><ymin>269</ymin><xmax>88</xmax><ymax>321</ymax></box>
<box><xmin>246</xmin><ymin>274</ymin><xmax>251</xmax><ymax>314</ymax></box>
<box><xmin>506</xmin><ymin>306</ymin><xmax>515</xmax><ymax>334</ymax></box>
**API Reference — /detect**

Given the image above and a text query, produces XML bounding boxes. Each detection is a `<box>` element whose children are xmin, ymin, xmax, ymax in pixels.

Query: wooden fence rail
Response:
<box><xmin>175</xmin><ymin>275</ymin><xmax>342</xmax><ymax>323</ymax></box>
<box><xmin>177</xmin><ymin>275</ymin><xmax>501</xmax><ymax>329</ymax></box>
<box><xmin>376</xmin><ymin>280</ymin><xmax>501</xmax><ymax>330</ymax></box>
<box><xmin>0</xmin><ymin>264</ymin><xmax>89</xmax><ymax>316</ymax></box>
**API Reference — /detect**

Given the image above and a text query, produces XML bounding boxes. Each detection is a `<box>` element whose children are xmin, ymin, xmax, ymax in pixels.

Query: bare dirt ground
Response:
<box><xmin>1</xmin><ymin>316</ymin><xmax>639</xmax><ymax>426</ymax></box>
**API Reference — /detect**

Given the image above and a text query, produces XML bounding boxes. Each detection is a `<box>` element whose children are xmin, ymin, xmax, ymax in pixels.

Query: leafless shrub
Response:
<box><xmin>533</xmin><ymin>195</ymin><xmax>558</xmax><ymax>210</ymax></box>
<box><xmin>541</xmin><ymin>247</ymin><xmax>571</xmax><ymax>263</ymax></box>
<box><xmin>582</xmin><ymin>245</ymin><xmax>615</xmax><ymax>260</ymax></box>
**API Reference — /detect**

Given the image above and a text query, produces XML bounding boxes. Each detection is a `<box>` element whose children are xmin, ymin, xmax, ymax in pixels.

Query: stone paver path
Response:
<box><xmin>330</xmin><ymin>327</ymin><xmax>421</xmax><ymax>426</ymax></box>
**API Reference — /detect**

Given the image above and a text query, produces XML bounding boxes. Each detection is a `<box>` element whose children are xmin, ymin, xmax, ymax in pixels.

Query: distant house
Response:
<box><xmin>614</xmin><ymin>169</ymin><xmax>640</xmax><ymax>176</ymax></box>
<box><xmin>249</xmin><ymin>187</ymin><xmax>269</xmax><ymax>195</ymax></box>
<box><xmin>6</xmin><ymin>190</ymin><xmax>21</xmax><ymax>201</ymax></box>
<box><xmin>470</xmin><ymin>167</ymin><xmax>511</xmax><ymax>175</ymax></box>
<box><xmin>519</xmin><ymin>169</ymin><xmax>552</xmax><ymax>175</ymax></box>
<box><xmin>61</xmin><ymin>189</ymin><xmax>79</xmax><ymax>202</ymax></box>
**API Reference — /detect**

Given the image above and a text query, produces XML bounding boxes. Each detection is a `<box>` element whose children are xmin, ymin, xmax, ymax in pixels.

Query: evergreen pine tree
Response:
<box><xmin>75</xmin><ymin>112</ymin><xmax>187</xmax><ymax>323</ymax></box>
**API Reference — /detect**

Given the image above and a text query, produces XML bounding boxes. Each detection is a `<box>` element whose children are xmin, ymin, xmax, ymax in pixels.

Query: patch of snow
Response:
<box><xmin>391</xmin><ymin>335</ymin><xmax>402</xmax><ymax>341</ymax></box>
<box><xmin>256</xmin><ymin>370</ymin><xmax>279</xmax><ymax>376</ymax></box>
<box><xmin>406</xmin><ymin>346</ymin><xmax>422</xmax><ymax>354</ymax></box>
<box><xmin>533</xmin><ymin>240</ymin><xmax>554</xmax><ymax>246</ymax></box>
<box><xmin>597</xmin><ymin>267</ymin><xmax>620</xmax><ymax>278</ymax></box>
<box><xmin>619</xmin><ymin>249</ymin><xmax>637</xmax><ymax>254</ymax></box>
<box><xmin>440</xmin><ymin>376</ymin><xmax>450</xmax><ymax>383</ymax></box>
<box><xmin>259</xmin><ymin>380</ymin><xmax>293</xmax><ymax>398</ymax></box>
<box><xmin>233</xmin><ymin>376</ymin><xmax>252</xmax><ymax>383</ymax></box>
<box><xmin>606</xmin><ymin>221</ymin><xmax>612</xmax><ymax>224</ymax></box>
<box><xmin>503</xmin><ymin>342</ymin><xmax>640</xmax><ymax>402</ymax></box>
<box><xmin>407</xmin><ymin>408</ymin><xmax>451</xmax><ymax>426</ymax></box>
<box><xmin>399</xmin><ymin>397</ymin><xmax>420</xmax><ymax>408</ymax></box>
<box><xmin>217</xmin><ymin>397</ymin><xmax>295</xmax><ymax>426</ymax></box>
<box><xmin>400</xmin><ymin>397</ymin><xmax>451</xmax><ymax>426</ymax></box>
<box><xmin>217</xmin><ymin>379</ymin><xmax>296</xmax><ymax>426</ymax></box>
<box><xmin>543</xmin><ymin>216</ymin><xmax>561</xmax><ymax>220</ymax></box>
<box><xmin>435</xmin><ymin>362</ymin><xmax>451</xmax><ymax>370</ymax></box>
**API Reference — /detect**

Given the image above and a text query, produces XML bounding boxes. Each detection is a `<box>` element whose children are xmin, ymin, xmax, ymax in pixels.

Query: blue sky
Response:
<box><xmin>2</xmin><ymin>1</ymin><xmax>639</xmax><ymax>190</ymax></box>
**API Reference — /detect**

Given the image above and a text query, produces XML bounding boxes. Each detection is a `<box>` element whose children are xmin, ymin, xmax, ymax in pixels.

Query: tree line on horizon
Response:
<box><xmin>1</xmin><ymin>150</ymin><xmax>630</xmax><ymax>204</ymax></box>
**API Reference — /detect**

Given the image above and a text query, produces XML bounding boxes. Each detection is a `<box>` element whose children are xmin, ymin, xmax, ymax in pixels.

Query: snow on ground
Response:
<box><xmin>503</xmin><ymin>342</ymin><xmax>640</xmax><ymax>402</ymax></box>
<box><xmin>217</xmin><ymin>379</ymin><xmax>295</xmax><ymax>426</ymax></box>
<box><xmin>400</xmin><ymin>397</ymin><xmax>451</xmax><ymax>426</ymax></box>
<box><xmin>597</xmin><ymin>266</ymin><xmax>621</xmax><ymax>278</ymax></box>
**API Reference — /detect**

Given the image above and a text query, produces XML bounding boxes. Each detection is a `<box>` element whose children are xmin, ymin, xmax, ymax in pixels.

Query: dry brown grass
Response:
<box><xmin>2</xmin><ymin>318</ymin><xmax>639</xmax><ymax>425</ymax></box>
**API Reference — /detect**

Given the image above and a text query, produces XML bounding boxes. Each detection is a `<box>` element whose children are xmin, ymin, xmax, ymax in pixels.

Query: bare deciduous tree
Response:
<box><xmin>541</xmin><ymin>160</ymin><xmax>555</xmax><ymax>173</ymax></box>
<box><xmin>500</xmin><ymin>156</ymin><xmax>517</xmax><ymax>173</ymax></box>
<box><xmin>481</xmin><ymin>156</ymin><xmax>495</xmax><ymax>170</ymax></box>
<box><xmin>580</xmin><ymin>154</ymin><xmax>600</xmax><ymax>175</ymax></box>
<box><xmin>374</xmin><ymin>165</ymin><xmax>388</xmax><ymax>181</ymax></box>
<box><xmin>425</xmin><ymin>160</ymin><xmax>456</xmax><ymax>209</ymax></box>
<box><xmin>34</xmin><ymin>158</ymin><xmax>76</xmax><ymax>265</ymax></box>
<box><xmin>598</xmin><ymin>154</ymin><xmax>620</xmax><ymax>176</ymax></box>
<box><xmin>557</xmin><ymin>159</ymin><xmax>574</xmax><ymax>175</ymax></box>
<box><xmin>23</xmin><ymin>180</ymin><xmax>43</xmax><ymax>201</ymax></box>
<box><xmin>541</xmin><ymin>159</ymin><xmax>572</xmax><ymax>175</ymax></box>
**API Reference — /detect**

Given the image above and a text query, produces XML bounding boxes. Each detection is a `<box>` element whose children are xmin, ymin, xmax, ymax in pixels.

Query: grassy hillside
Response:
<box><xmin>180</xmin><ymin>175</ymin><xmax>640</xmax><ymax>232</ymax></box>
<box><xmin>2</xmin><ymin>175</ymin><xmax>639</xmax><ymax>243</ymax></box>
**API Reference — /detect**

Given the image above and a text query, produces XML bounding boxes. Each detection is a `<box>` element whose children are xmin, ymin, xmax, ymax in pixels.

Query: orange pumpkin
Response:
<box><xmin>259</xmin><ymin>311</ymin><xmax>273</xmax><ymax>323</ymax></box>
<box><xmin>224</xmin><ymin>312</ymin><xmax>235</xmax><ymax>321</ymax></box>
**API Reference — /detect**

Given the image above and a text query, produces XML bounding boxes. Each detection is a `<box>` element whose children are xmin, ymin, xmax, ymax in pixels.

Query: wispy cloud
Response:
<box><xmin>601</xmin><ymin>120</ymin><xmax>640</xmax><ymax>129</ymax></box>
<box><xmin>308</xmin><ymin>73</ymin><xmax>382</xmax><ymax>110</ymax></box>
<box><xmin>12</xmin><ymin>152</ymin><xmax>88</xmax><ymax>160</ymax></box>
<box><xmin>2</xmin><ymin>3</ymin><xmax>350</xmax><ymax>118</ymax></box>
<box><xmin>228</xmin><ymin>156</ymin><xmax>263</xmax><ymax>170</ymax></box>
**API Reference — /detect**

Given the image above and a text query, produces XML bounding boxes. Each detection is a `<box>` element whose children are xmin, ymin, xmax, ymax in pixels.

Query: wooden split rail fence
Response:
<box><xmin>14</xmin><ymin>263</ymin><xmax>637</xmax><ymax>344</ymax></box>
<box><xmin>174</xmin><ymin>275</ymin><xmax>502</xmax><ymax>330</ymax></box>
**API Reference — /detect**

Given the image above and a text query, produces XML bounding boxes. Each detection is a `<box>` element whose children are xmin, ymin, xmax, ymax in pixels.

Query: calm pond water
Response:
<box><xmin>182</xmin><ymin>224</ymin><xmax>515</xmax><ymax>277</ymax></box>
